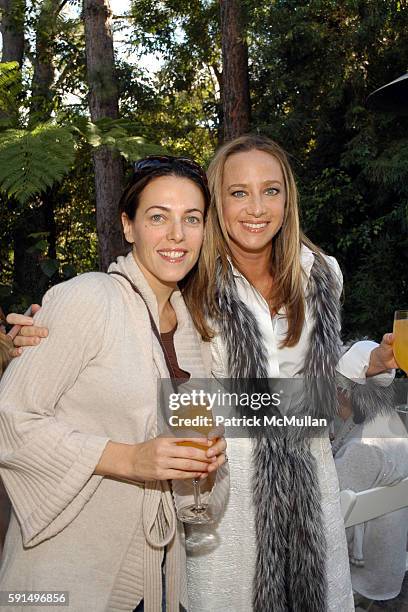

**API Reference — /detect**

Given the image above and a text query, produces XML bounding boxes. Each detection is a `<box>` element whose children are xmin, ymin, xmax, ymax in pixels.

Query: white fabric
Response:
<box><xmin>334</xmin><ymin>412</ymin><xmax>408</xmax><ymax>600</ymax></box>
<box><xmin>186</xmin><ymin>246</ymin><xmax>357</xmax><ymax>612</ymax></box>
<box><xmin>336</xmin><ymin>341</ymin><xmax>394</xmax><ymax>384</ymax></box>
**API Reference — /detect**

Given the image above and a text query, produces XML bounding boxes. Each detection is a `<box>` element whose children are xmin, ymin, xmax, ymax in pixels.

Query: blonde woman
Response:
<box><xmin>181</xmin><ymin>135</ymin><xmax>396</xmax><ymax>612</ymax></box>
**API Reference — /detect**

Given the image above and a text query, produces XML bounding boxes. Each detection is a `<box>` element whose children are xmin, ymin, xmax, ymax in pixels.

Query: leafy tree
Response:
<box><xmin>0</xmin><ymin>0</ymin><xmax>166</xmax><ymax>308</ymax></box>
<box><xmin>248</xmin><ymin>0</ymin><xmax>408</xmax><ymax>339</ymax></box>
<box><xmin>1</xmin><ymin>0</ymin><xmax>406</xmax><ymax>347</ymax></box>
<box><xmin>127</xmin><ymin>0</ymin><xmax>221</xmax><ymax>162</ymax></box>
<box><xmin>84</xmin><ymin>0</ymin><xmax>124</xmax><ymax>271</ymax></box>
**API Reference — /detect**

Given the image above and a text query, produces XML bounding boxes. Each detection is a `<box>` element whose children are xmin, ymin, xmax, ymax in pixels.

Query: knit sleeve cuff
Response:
<box><xmin>0</xmin><ymin>413</ymin><xmax>109</xmax><ymax>546</ymax></box>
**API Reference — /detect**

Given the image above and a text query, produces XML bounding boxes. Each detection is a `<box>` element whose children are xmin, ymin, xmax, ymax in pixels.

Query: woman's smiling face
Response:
<box><xmin>122</xmin><ymin>175</ymin><xmax>205</xmax><ymax>291</ymax></box>
<box><xmin>221</xmin><ymin>149</ymin><xmax>286</xmax><ymax>256</ymax></box>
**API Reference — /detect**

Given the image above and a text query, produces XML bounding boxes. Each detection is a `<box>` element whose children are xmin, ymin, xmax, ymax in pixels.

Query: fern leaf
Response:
<box><xmin>0</xmin><ymin>123</ymin><xmax>76</xmax><ymax>203</ymax></box>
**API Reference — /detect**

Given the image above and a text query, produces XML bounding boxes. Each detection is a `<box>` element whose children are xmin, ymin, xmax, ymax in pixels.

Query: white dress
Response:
<box><xmin>186</xmin><ymin>246</ymin><xmax>390</xmax><ymax>612</ymax></box>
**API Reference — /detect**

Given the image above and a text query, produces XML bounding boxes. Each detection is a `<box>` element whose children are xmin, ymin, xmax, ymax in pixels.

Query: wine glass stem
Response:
<box><xmin>192</xmin><ymin>478</ymin><xmax>203</xmax><ymax>510</ymax></box>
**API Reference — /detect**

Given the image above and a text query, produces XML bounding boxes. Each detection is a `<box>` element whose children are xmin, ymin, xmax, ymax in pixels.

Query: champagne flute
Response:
<box><xmin>393</xmin><ymin>311</ymin><xmax>408</xmax><ymax>374</ymax></box>
<box><xmin>176</xmin><ymin>403</ymin><xmax>215</xmax><ymax>524</ymax></box>
<box><xmin>393</xmin><ymin>310</ymin><xmax>408</xmax><ymax>429</ymax></box>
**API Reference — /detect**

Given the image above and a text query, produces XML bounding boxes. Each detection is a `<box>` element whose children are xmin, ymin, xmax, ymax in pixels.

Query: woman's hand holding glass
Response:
<box><xmin>95</xmin><ymin>435</ymin><xmax>227</xmax><ymax>482</ymax></box>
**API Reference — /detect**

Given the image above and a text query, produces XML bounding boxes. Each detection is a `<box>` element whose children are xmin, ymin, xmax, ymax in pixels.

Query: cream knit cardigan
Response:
<box><xmin>0</xmin><ymin>253</ymin><xmax>225</xmax><ymax>612</ymax></box>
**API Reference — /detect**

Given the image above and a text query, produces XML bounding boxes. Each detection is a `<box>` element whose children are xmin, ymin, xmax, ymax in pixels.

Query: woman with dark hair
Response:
<box><xmin>0</xmin><ymin>157</ymin><xmax>227</xmax><ymax>612</ymax></box>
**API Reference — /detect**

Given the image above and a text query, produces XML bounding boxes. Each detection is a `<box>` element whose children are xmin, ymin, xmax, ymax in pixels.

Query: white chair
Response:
<box><xmin>341</xmin><ymin>478</ymin><xmax>408</xmax><ymax>610</ymax></box>
<box><xmin>340</xmin><ymin>476</ymin><xmax>408</xmax><ymax>528</ymax></box>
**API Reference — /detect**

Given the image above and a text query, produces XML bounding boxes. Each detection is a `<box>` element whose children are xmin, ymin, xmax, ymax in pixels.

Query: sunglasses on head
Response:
<box><xmin>133</xmin><ymin>155</ymin><xmax>207</xmax><ymax>183</ymax></box>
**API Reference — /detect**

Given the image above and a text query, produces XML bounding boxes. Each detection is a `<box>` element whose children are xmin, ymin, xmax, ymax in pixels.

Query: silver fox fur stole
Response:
<box><xmin>214</xmin><ymin>252</ymin><xmax>393</xmax><ymax>612</ymax></box>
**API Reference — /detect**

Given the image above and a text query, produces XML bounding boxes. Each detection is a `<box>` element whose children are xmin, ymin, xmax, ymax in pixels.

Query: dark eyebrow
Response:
<box><xmin>145</xmin><ymin>205</ymin><xmax>171</xmax><ymax>212</ymax></box>
<box><xmin>145</xmin><ymin>205</ymin><xmax>203</xmax><ymax>214</ymax></box>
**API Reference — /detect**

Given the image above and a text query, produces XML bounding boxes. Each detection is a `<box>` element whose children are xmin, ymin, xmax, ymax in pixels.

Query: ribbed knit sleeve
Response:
<box><xmin>0</xmin><ymin>274</ymin><xmax>111</xmax><ymax>546</ymax></box>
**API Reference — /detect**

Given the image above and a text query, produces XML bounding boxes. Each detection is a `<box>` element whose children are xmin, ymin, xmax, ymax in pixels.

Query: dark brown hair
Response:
<box><xmin>118</xmin><ymin>156</ymin><xmax>210</xmax><ymax>223</ymax></box>
<box><xmin>118</xmin><ymin>157</ymin><xmax>212</xmax><ymax>330</ymax></box>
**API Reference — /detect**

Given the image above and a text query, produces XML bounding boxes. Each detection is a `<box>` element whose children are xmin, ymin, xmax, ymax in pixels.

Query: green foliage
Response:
<box><xmin>0</xmin><ymin>62</ymin><xmax>23</xmax><ymax>127</ymax></box>
<box><xmin>1</xmin><ymin>0</ymin><xmax>407</xmax><ymax>344</ymax></box>
<box><xmin>247</xmin><ymin>0</ymin><xmax>408</xmax><ymax>339</ymax></box>
<box><xmin>0</xmin><ymin>123</ymin><xmax>76</xmax><ymax>203</ymax></box>
<box><xmin>71</xmin><ymin>117</ymin><xmax>167</xmax><ymax>160</ymax></box>
<box><xmin>125</xmin><ymin>0</ymin><xmax>220</xmax><ymax>163</ymax></box>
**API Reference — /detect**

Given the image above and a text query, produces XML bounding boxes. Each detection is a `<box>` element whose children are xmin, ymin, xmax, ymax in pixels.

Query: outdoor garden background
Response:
<box><xmin>0</xmin><ymin>0</ymin><xmax>407</xmax><ymax>341</ymax></box>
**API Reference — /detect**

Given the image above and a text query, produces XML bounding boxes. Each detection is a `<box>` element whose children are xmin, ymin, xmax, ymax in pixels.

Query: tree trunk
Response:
<box><xmin>11</xmin><ymin>0</ymin><xmax>61</xmax><ymax>302</ymax></box>
<box><xmin>0</xmin><ymin>0</ymin><xmax>47</xmax><ymax>303</ymax></box>
<box><xmin>29</xmin><ymin>0</ymin><xmax>57</xmax><ymax>123</ymax></box>
<box><xmin>83</xmin><ymin>0</ymin><xmax>124</xmax><ymax>271</ymax></box>
<box><xmin>0</xmin><ymin>0</ymin><xmax>24</xmax><ymax>65</ymax></box>
<box><xmin>13</xmin><ymin>209</ymin><xmax>54</xmax><ymax>303</ymax></box>
<box><xmin>0</xmin><ymin>0</ymin><xmax>25</xmax><ymax>125</ymax></box>
<box><xmin>220</xmin><ymin>0</ymin><xmax>250</xmax><ymax>141</ymax></box>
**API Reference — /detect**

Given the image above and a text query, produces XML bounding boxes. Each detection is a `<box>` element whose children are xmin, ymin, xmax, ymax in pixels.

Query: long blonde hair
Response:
<box><xmin>183</xmin><ymin>134</ymin><xmax>324</xmax><ymax>346</ymax></box>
